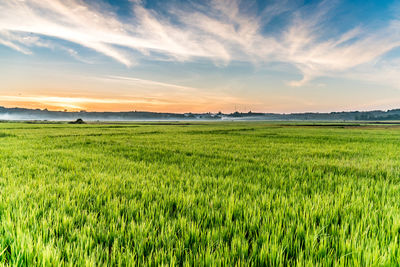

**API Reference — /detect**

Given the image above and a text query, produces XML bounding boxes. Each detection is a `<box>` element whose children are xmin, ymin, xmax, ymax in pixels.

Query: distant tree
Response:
<box><xmin>69</xmin><ymin>118</ymin><xmax>85</xmax><ymax>124</ymax></box>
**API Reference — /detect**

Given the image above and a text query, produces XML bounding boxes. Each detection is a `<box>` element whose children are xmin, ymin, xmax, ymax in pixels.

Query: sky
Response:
<box><xmin>1</xmin><ymin>0</ymin><xmax>400</xmax><ymax>113</ymax></box>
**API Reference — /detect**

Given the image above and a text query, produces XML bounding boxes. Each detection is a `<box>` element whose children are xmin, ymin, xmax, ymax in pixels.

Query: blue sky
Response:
<box><xmin>0</xmin><ymin>0</ymin><xmax>400</xmax><ymax>112</ymax></box>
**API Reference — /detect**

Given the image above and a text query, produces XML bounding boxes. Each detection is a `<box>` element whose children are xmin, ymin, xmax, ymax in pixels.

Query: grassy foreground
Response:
<box><xmin>0</xmin><ymin>122</ymin><xmax>400</xmax><ymax>265</ymax></box>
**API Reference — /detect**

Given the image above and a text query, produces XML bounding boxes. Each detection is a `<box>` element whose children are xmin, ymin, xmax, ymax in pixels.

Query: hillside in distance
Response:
<box><xmin>2</xmin><ymin>106</ymin><xmax>400</xmax><ymax>121</ymax></box>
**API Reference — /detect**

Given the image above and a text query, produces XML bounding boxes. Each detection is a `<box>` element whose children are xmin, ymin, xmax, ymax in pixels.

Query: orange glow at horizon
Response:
<box><xmin>0</xmin><ymin>95</ymin><xmax>257</xmax><ymax>113</ymax></box>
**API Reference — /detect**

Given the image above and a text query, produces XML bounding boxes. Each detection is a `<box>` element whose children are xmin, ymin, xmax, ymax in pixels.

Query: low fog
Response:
<box><xmin>3</xmin><ymin>106</ymin><xmax>400</xmax><ymax>122</ymax></box>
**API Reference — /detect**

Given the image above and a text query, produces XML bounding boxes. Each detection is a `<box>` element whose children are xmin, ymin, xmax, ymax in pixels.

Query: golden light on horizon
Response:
<box><xmin>0</xmin><ymin>95</ymin><xmax>258</xmax><ymax>113</ymax></box>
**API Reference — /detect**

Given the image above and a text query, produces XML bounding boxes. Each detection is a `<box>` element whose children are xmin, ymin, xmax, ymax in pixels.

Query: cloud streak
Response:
<box><xmin>1</xmin><ymin>0</ymin><xmax>400</xmax><ymax>86</ymax></box>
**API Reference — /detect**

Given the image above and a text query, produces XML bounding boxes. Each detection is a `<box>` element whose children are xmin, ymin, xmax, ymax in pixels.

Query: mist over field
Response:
<box><xmin>3</xmin><ymin>106</ymin><xmax>400</xmax><ymax>122</ymax></box>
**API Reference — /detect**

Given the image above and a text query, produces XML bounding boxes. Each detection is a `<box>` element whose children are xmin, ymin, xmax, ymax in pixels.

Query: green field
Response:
<box><xmin>1</xmin><ymin>122</ymin><xmax>400</xmax><ymax>265</ymax></box>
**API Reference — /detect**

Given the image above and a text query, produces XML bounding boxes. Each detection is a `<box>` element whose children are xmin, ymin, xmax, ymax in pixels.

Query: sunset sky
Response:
<box><xmin>1</xmin><ymin>0</ymin><xmax>400</xmax><ymax>113</ymax></box>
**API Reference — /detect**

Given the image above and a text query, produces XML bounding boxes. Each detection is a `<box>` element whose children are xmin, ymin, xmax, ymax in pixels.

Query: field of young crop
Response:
<box><xmin>0</xmin><ymin>121</ymin><xmax>400</xmax><ymax>265</ymax></box>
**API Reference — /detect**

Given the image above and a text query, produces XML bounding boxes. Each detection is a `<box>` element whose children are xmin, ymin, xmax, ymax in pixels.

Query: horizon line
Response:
<box><xmin>1</xmin><ymin>104</ymin><xmax>399</xmax><ymax>115</ymax></box>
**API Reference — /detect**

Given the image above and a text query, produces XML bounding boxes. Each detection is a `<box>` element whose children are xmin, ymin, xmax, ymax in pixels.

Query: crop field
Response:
<box><xmin>1</xmin><ymin>122</ymin><xmax>400</xmax><ymax>265</ymax></box>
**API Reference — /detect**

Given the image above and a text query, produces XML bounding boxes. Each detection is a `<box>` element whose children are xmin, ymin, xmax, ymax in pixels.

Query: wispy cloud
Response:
<box><xmin>280</xmin><ymin>1</ymin><xmax>400</xmax><ymax>86</ymax></box>
<box><xmin>91</xmin><ymin>74</ymin><xmax>258</xmax><ymax>106</ymax></box>
<box><xmin>1</xmin><ymin>0</ymin><xmax>400</xmax><ymax>87</ymax></box>
<box><xmin>103</xmin><ymin>75</ymin><xmax>201</xmax><ymax>92</ymax></box>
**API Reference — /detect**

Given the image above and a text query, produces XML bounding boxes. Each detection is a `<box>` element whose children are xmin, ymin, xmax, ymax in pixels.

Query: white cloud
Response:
<box><xmin>0</xmin><ymin>38</ymin><xmax>32</xmax><ymax>55</ymax></box>
<box><xmin>0</xmin><ymin>0</ymin><xmax>400</xmax><ymax>87</ymax></box>
<box><xmin>104</xmin><ymin>75</ymin><xmax>200</xmax><ymax>92</ymax></box>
